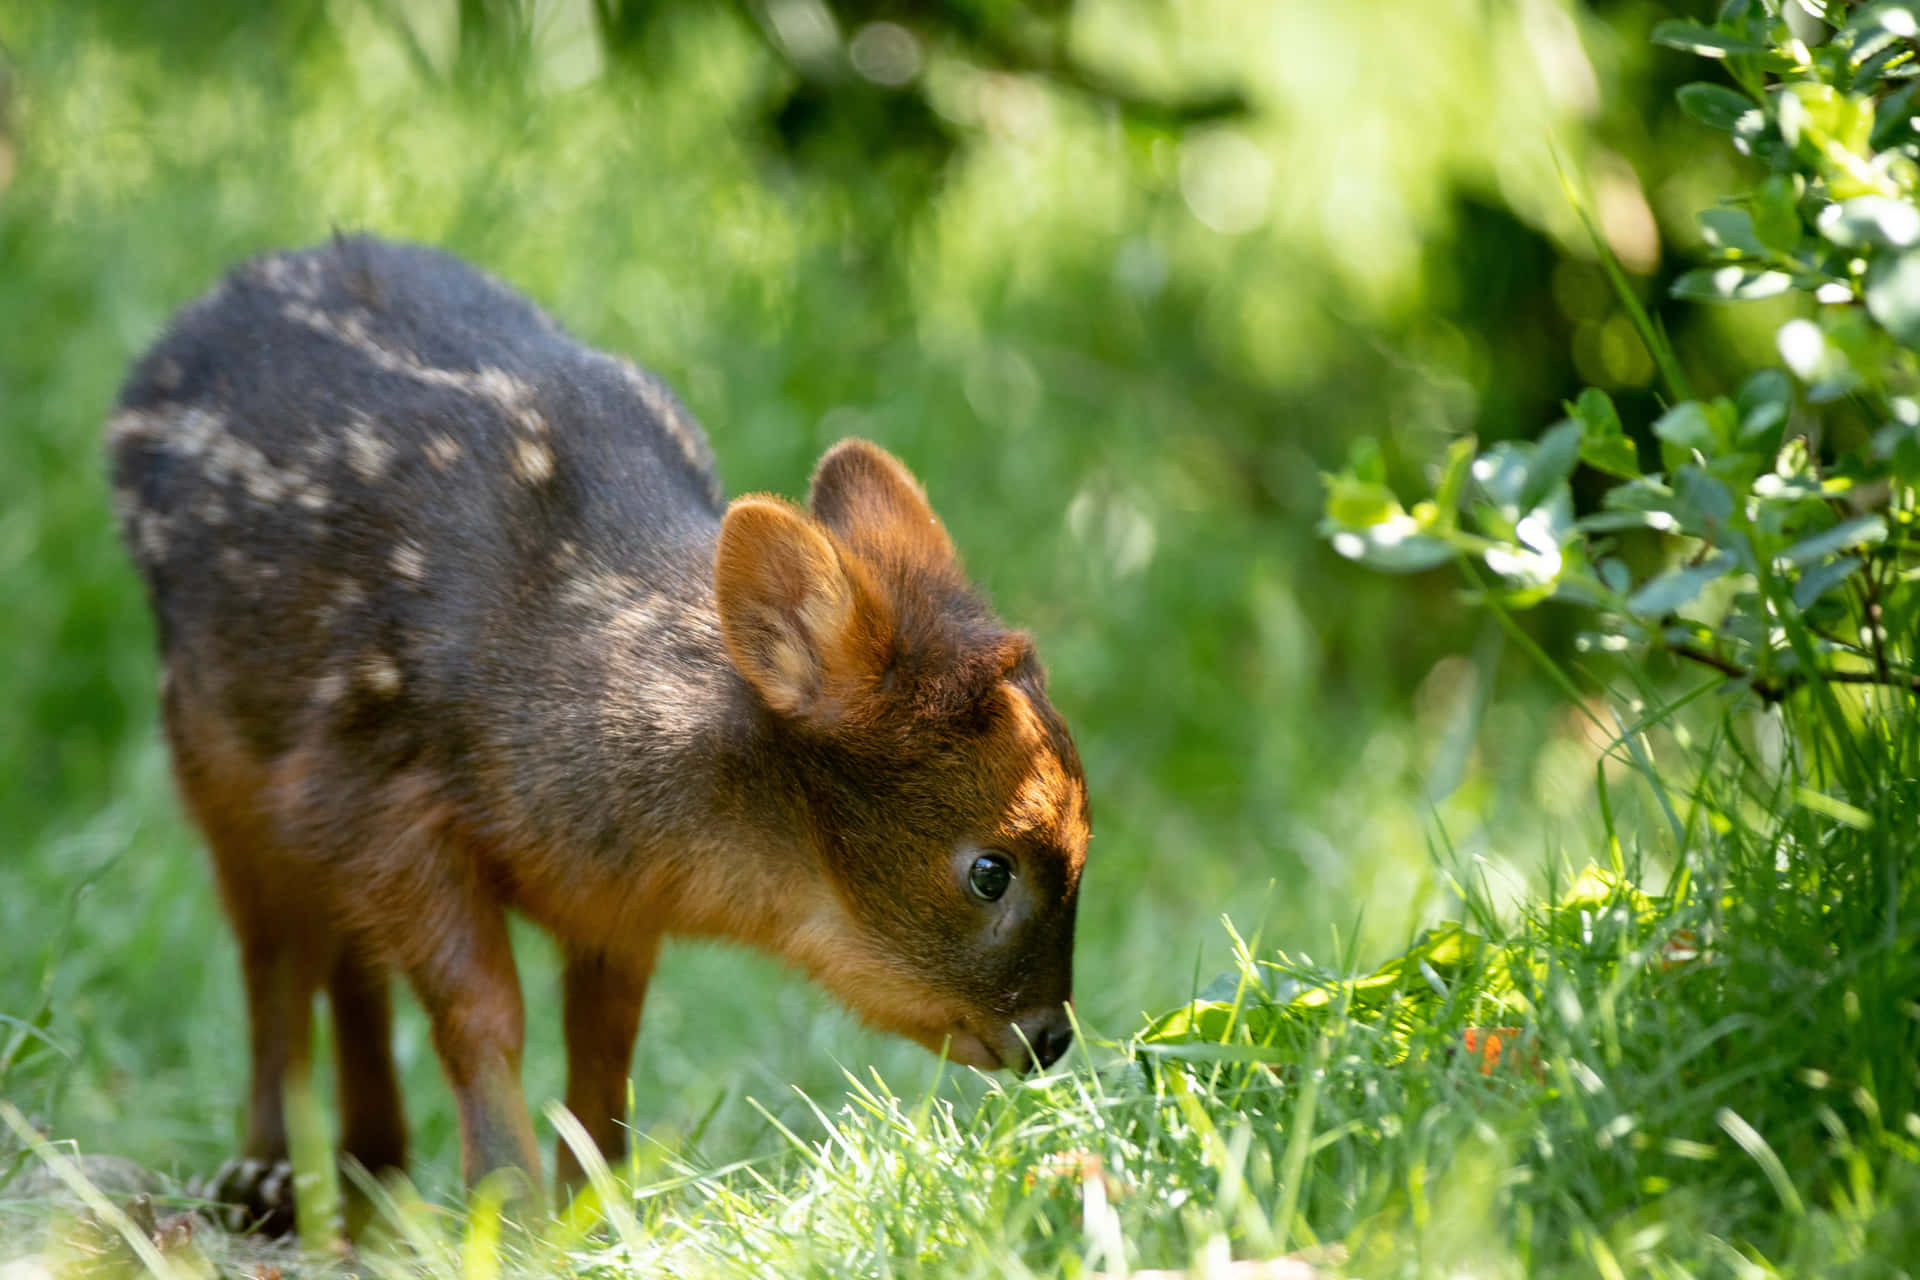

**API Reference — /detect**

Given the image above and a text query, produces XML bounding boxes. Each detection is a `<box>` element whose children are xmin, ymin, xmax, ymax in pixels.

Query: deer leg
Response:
<box><xmin>555</xmin><ymin>937</ymin><xmax>657</xmax><ymax>1192</ymax></box>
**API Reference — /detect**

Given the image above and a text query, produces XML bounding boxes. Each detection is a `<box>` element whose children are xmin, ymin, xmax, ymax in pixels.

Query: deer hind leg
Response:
<box><xmin>164</xmin><ymin>676</ymin><xmax>333</xmax><ymax>1234</ymax></box>
<box><xmin>555</xmin><ymin>936</ymin><xmax>658</xmax><ymax>1193</ymax></box>
<box><xmin>328</xmin><ymin>943</ymin><xmax>406</xmax><ymax>1226</ymax></box>
<box><xmin>403</xmin><ymin>890</ymin><xmax>539</xmax><ymax>1200</ymax></box>
<box><xmin>336</xmin><ymin>796</ymin><xmax>542</xmax><ymax>1204</ymax></box>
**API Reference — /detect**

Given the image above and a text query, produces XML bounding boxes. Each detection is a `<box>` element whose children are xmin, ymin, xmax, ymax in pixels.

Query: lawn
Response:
<box><xmin>5</xmin><ymin>1</ymin><xmax>1919</xmax><ymax>1276</ymax></box>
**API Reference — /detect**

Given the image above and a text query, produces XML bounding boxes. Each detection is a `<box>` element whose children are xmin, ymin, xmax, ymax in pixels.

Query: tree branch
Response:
<box><xmin>1670</xmin><ymin>643</ymin><xmax>1920</xmax><ymax>704</ymax></box>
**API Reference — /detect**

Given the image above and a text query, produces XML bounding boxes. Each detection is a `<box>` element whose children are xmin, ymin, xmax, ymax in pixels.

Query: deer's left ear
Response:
<box><xmin>714</xmin><ymin>496</ymin><xmax>895</xmax><ymax>728</ymax></box>
<box><xmin>807</xmin><ymin>439</ymin><xmax>957</xmax><ymax>571</ymax></box>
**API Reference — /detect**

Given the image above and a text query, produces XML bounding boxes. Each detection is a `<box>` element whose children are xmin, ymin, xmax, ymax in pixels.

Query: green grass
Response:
<box><xmin>314</xmin><ymin>690</ymin><xmax>1915</xmax><ymax>1279</ymax></box>
<box><xmin>16</xmin><ymin>687</ymin><xmax>1919</xmax><ymax>1278</ymax></box>
<box><xmin>10</xmin><ymin>0</ymin><xmax>1920</xmax><ymax>1276</ymax></box>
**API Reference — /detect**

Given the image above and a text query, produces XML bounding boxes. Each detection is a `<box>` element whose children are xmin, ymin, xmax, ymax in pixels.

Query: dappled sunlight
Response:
<box><xmin>12</xmin><ymin>0</ymin><xmax>1900</xmax><ymax>1271</ymax></box>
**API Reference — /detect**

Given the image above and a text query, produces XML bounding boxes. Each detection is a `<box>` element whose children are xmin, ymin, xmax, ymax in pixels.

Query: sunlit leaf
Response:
<box><xmin>1578</xmin><ymin>510</ymin><xmax>1673</xmax><ymax>533</ymax></box>
<box><xmin>1816</xmin><ymin>195</ymin><xmax>1920</xmax><ymax>249</ymax></box>
<box><xmin>1843</xmin><ymin>3</ymin><xmax>1920</xmax><ymax>40</ymax></box>
<box><xmin>1558</xmin><ymin>864</ymin><xmax>1656</xmax><ymax>918</ymax></box>
<box><xmin>1323</xmin><ymin>474</ymin><xmax>1404</xmax><ymax>529</ymax></box>
<box><xmin>1865</xmin><ymin>251</ymin><xmax>1920</xmax><ymax>343</ymax></box>
<box><xmin>1776</xmin><ymin>317</ymin><xmax>1831</xmax><ymax>381</ymax></box>
<box><xmin>1672</xmin><ymin>265</ymin><xmax>1795</xmax><ymax>301</ymax></box>
<box><xmin>1325</xmin><ymin>522</ymin><xmax>1456</xmax><ymax>573</ymax></box>
<box><xmin>1783</xmin><ymin>83</ymin><xmax>1877</xmax><ymax>158</ymax></box>
<box><xmin>1652</xmin><ymin>20</ymin><xmax>1767</xmax><ymax>57</ymax></box>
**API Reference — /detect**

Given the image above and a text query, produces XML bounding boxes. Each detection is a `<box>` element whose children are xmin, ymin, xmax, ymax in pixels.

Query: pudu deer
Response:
<box><xmin>107</xmin><ymin>236</ymin><xmax>1088</xmax><ymax>1228</ymax></box>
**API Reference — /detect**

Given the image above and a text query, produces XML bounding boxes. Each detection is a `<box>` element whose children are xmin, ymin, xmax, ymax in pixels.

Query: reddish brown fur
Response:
<box><xmin>108</xmin><ymin>238</ymin><xmax>1088</xmax><ymax>1224</ymax></box>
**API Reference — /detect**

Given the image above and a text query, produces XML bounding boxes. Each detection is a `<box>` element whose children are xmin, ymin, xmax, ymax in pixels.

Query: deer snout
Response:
<box><xmin>1006</xmin><ymin>1005</ymin><xmax>1073</xmax><ymax>1072</ymax></box>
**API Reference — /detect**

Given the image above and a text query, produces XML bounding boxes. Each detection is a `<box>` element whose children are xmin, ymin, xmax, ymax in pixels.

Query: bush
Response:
<box><xmin>1322</xmin><ymin>0</ymin><xmax>1920</xmax><ymax>720</ymax></box>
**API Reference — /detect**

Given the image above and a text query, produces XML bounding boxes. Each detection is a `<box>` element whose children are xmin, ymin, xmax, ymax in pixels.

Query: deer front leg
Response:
<box><xmin>555</xmin><ymin>937</ymin><xmax>658</xmax><ymax>1193</ymax></box>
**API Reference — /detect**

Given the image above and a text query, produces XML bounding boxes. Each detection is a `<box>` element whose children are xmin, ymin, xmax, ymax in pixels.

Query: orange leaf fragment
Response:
<box><xmin>1462</xmin><ymin>1025</ymin><xmax>1540</xmax><ymax>1079</ymax></box>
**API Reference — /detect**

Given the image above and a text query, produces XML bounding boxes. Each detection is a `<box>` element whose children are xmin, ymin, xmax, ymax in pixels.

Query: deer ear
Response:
<box><xmin>807</xmin><ymin>439</ymin><xmax>956</xmax><ymax>569</ymax></box>
<box><xmin>715</xmin><ymin>496</ymin><xmax>893</xmax><ymax>726</ymax></box>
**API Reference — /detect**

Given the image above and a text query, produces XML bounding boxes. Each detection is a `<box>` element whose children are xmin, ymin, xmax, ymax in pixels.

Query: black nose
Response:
<box><xmin>1014</xmin><ymin>1009</ymin><xmax>1073</xmax><ymax>1070</ymax></box>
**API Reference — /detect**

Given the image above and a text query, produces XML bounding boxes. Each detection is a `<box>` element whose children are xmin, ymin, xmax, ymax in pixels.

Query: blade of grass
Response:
<box><xmin>1717</xmin><ymin>1107</ymin><xmax>1806</xmax><ymax>1217</ymax></box>
<box><xmin>548</xmin><ymin>1101</ymin><xmax>650</xmax><ymax>1261</ymax></box>
<box><xmin>1553</xmin><ymin>144</ymin><xmax>1694</xmax><ymax>405</ymax></box>
<box><xmin>1273</xmin><ymin>1032</ymin><xmax>1328</xmax><ymax>1253</ymax></box>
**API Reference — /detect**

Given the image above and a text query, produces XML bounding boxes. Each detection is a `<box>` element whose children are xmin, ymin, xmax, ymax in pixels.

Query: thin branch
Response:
<box><xmin>1864</xmin><ymin>555</ymin><xmax>1893</xmax><ymax>688</ymax></box>
<box><xmin>1670</xmin><ymin>642</ymin><xmax>1920</xmax><ymax>704</ymax></box>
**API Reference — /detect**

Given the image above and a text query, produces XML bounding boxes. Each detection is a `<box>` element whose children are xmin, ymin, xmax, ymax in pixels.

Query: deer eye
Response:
<box><xmin>966</xmin><ymin>853</ymin><xmax>1013</xmax><ymax>903</ymax></box>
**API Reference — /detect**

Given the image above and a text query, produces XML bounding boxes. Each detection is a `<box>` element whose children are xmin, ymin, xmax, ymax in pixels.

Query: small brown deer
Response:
<box><xmin>106</xmin><ymin>236</ymin><xmax>1088</xmax><ymax>1228</ymax></box>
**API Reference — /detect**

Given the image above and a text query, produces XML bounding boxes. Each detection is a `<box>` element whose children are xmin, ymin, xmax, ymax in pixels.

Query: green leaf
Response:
<box><xmin>1520</xmin><ymin>421</ymin><xmax>1583</xmax><ymax>513</ymax></box>
<box><xmin>1138</xmin><ymin>998</ymin><xmax>1244</xmax><ymax>1046</ymax></box>
<box><xmin>1346</xmin><ymin>435</ymin><xmax>1387</xmax><ymax>484</ymax></box>
<box><xmin>1653</xmin><ymin>401</ymin><xmax>1721</xmax><ymax>454</ymax></box>
<box><xmin>1780</xmin><ymin>514</ymin><xmax>1889</xmax><ymax>565</ymax></box>
<box><xmin>1672</xmin><ymin>265</ymin><xmax>1795</xmax><ymax>301</ymax></box>
<box><xmin>1843</xmin><ymin>3</ymin><xmax>1920</xmax><ymax>40</ymax></box>
<box><xmin>1677</xmin><ymin>466</ymin><xmax>1735</xmax><ymax>525</ymax></box>
<box><xmin>1777</xmin><ymin>318</ymin><xmax>1830</xmax><ymax>381</ymax></box>
<box><xmin>1786</xmin><ymin>84</ymin><xmax>1878</xmax><ymax>158</ymax></box>
<box><xmin>1472</xmin><ymin>443</ymin><xmax>1533</xmax><ymax>514</ymax></box>
<box><xmin>1572</xmin><ymin>387</ymin><xmax>1640</xmax><ymax>478</ymax></box>
<box><xmin>1816</xmin><ymin>195</ymin><xmax>1920</xmax><ymax>248</ymax></box>
<box><xmin>1699</xmin><ymin>207</ymin><xmax>1766</xmax><ymax>256</ymax></box>
<box><xmin>1627</xmin><ymin>554</ymin><xmax>1737</xmax><ymax>618</ymax></box>
<box><xmin>1652</xmin><ymin>20</ymin><xmax>1767</xmax><ymax>57</ymax></box>
<box><xmin>1320</xmin><ymin>478</ymin><xmax>1457</xmax><ymax>572</ymax></box>
<box><xmin>1340</xmin><ymin>531</ymin><xmax>1457</xmax><ymax>573</ymax></box>
<box><xmin>1323</xmin><ymin>474</ymin><xmax>1403</xmax><ymax>529</ymax></box>
<box><xmin>1792</xmin><ymin>555</ymin><xmax>1863</xmax><ymax>608</ymax></box>
<box><xmin>1603</xmin><ymin>476</ymin><xmax>1680</xmax><ymax>517</ymax></box>
<box><xmin>1557</xmin><ymin>864</ymin><xmax>1657</xmax><ymax>918</ymax></box>
<box><xmin>1865</xmin><ymin>251</ymin><xmax>1920</xmax><ymax>343</ymax></box>
<box><xmin>1677</xmin><ymin>82</ymin><xmax>1758</xmax><ymax>132</ymax></box>
<box><xmin>1872</xmin><ymin>80</ymin><xmax>1920</xmax><ymax>149</ymax></box>
<box><xmin>1736</xmin><ymin>368</ymin><xmax>1793</xmax><ymax>443</ymax></box>
<box><xmin>1846</xmin><ymin>9</ymin><xmax>1920</xmax><ymax>90</ymax></box>
<box><xmin>1578</xmin><ymin>510</ymin><xmax>1681</xmax><ymax>533</ymax></box>
<box><xmin>1431</xmin><ymin>434</ymin><xmax>1477</xmax><ymax>531</ymax></box>
<box><xmin>1752</xmin><ymin>175</ymin><xmax>1803</xmax><ymax>253</ymax></box>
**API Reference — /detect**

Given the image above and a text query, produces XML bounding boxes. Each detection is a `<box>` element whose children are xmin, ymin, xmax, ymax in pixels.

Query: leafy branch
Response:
<box><xmin>1322</xmin><ymin>0</ymin><xmax>1920</xmax><ymax>707</ymax></box>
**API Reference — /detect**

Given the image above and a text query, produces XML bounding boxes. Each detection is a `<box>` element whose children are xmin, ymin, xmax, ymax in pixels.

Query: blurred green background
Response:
<box><xmin>1</xmin><ymin>0</ymin><xmax>1771</xmax><ymax>1191</ymax></box>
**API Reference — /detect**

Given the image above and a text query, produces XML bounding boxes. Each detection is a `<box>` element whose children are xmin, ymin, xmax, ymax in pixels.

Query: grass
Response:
<box><xmin>9</xmin><ymin>678</ymin><xmax>1919</xmax><ymax>1276</ymax></box>
<box><xmin>8</xmin><ymin>0</ymin><xmax>1920</xmax><ymax>1276</ymax></box>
